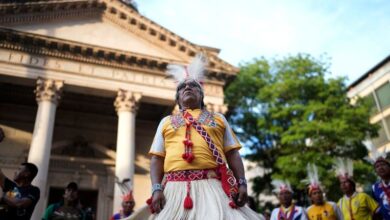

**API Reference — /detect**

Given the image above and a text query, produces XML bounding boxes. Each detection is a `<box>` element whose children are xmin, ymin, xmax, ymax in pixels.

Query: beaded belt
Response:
<box><xmin>165</xmin><ymin>169</ymin><xmax>220</xmax><ymax>182</ymax></box>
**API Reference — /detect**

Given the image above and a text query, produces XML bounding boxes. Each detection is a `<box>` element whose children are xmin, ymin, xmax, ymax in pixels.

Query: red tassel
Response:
<box><xmin>184</xmin><ymin>194</ymin><xmax>193</xmax><ymax>209</ymax></box>
<box><xmin>229</xmin><ymin>200</ymin><xmax>237</xmax><ymax>209</ymax></box>
<box><xmin>182</xmin><ymin>153</ymin><xmax>188</xmax><ymax>160</ymax></box>
<box><xmin>183</xmin><ymin>139</ymin><xmax>193</xmax><ymax>148</ymax></box>
<box><xmin>186</xmin><ymin>153</ymin><xmax>195</xmax><ymax>163</ymax></box>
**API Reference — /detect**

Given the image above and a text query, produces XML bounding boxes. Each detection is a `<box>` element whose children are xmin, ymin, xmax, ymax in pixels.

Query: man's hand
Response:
<box><xmin>152</xmin><ymin>190</ymin><xmax>165</xmax><ymax>214</ymax></box>
<box><xmin>235</xmin><ymin>185</ymin><xmax>248</xmax><ymax>207</ymax></box>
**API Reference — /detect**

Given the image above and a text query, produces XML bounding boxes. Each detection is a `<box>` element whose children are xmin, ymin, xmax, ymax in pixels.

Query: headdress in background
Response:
<box><xmin>366</xmin><ymin>144</ymin><xmax>389</xmax><ymax>166</ymax></box>
<box><xmin>271</xmin><ymin>179</ymin><xmax>293</xmax><ymax>194</ymax></box>
<box><xmin>334</xmin><ymin>158</ymin><xmax>354</xmax><ymax>182</ymax></box>
<box><xmin>116</xmin><ymin>177</ymin><xmax>134</xmax><ymax>202</ymax></box>
<box><xmin>307</xmin><ymin>163</ymin><xmax>322</xmax><ymax>195</ymax></box>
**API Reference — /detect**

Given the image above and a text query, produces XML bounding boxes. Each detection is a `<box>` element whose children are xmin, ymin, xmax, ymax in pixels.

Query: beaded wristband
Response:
<box><xmin>238</xmin><ymin>177</ymin><xmax>247</xmax><ymax>186</ymax></box>
<box><xmin>151</xmin><ymin>183</ymin><xmax>163</xmax><ymax>194</ymax></box>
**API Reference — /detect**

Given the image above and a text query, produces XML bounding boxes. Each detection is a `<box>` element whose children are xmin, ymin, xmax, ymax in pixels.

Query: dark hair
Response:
<box><xmin>21</xmin><ymin>162</ymin><xmax>38</xmax><ymax>181</ymax></box>
<box><xmin>66</xmin><ymin>182</ymin><xmax>78</xmax><ymax>191</ymax></box>
<box><xmin>175</xmin><ymin>80</ymin><xmax>205</xmax><ymax>110</ymax></box>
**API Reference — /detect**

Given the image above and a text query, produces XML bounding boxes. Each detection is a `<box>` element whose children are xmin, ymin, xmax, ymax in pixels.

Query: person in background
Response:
<box><xmin>111</xmin><ymin>191</ymin><xmax>135</xmax><ymax>220</ymax></box>
<box><xmin>335</xmin><ymin>158</ymin><xmax>380</xmax><ymax>220</ymax></box>
<box><xmin>305</xmin><ymin>164</ymin><xmax>342</xmax><ymax>220</ymax></box>
<box><xmin>0</xmin><ymin>162</ymin><xmax>40</xmax><ymax>220</ymax></box>
<box><xmin>270</xmin><ymin>179</ymin><xmax>307</xmax><ymax>220</ymax></box>
<box><xmin>370</xmin><ymin>147</ymin><xmax>390</xmax><ymax>219</ymax></box>
<box><xmin>42</xmin><ymin>182</ymin><xmax>85</xmax><ymax>220</ymax></box>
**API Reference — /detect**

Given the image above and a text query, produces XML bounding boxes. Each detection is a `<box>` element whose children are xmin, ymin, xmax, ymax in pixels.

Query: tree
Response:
<box><xmin>225</xmin><ymin>54</ymin><xmax>378</xmax><ymax>205</ymax></box>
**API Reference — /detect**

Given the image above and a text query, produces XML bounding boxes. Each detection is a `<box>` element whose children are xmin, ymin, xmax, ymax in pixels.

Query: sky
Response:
<box><xmin>139</xmin><ymin>0</ymin><xmax>390</xmax><ymax>84</ymax></box>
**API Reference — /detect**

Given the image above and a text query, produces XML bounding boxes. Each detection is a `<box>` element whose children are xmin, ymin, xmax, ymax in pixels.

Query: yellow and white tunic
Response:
<box><xmin>149</xmin><ymin>109</ymin><xmax>262</xmax><ymax>220</ymax></box>
<box><xmin>306</xmin><ymin>201</ymin><xmax>343</xmax><ymax>220</ymax></box>
<box><xmin>337</xmin><ymin>192</ymin><xmax>378</xmax><ymax>220</ymax></box>
<box><xmin>149</xmin><ymin>109</ymin><xmax>241</xmax><ymax>171</ymax></box>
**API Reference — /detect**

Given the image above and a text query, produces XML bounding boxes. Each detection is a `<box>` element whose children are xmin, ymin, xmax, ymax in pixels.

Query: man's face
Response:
<box><xmin>122</xmin><ymin>200</ymin><xmax>135</xmax><ymax>213</ymax></box>
<box><xmin>375</xmin><ymin>161</ymin><xmax>390</xmax><ymax>178</ymax></box>
<box><xmin>278</xmin><ymin>190</ymin><xmax>292</xmax><ymax>206</ymax></box>
<box><xmin>340</xmin><ymin>179</ymin><xmax>353</xmax><ymax>194</ymax></box>
<box><xmin>13</xmin><ymin>165</ymin><xmax>29</xmax><ymax>182</ymax></box>
<box><xmin>177</xmin><ymin>80</ymin><xmax>202</xmax><ymax>108</ymax></box>
<box><xmin>64</xmin><ymin>188</ymin><xmax>79</xmax><ymax>203</ymax></box>
<box><xmin>309</xmin><ymin>189</ymin><xmax>324</xmax><ymax>205</ymax></box>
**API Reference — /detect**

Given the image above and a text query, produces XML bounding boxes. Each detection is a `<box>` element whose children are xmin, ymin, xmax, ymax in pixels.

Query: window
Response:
<box><xmin>371</xmin><ymin>121</ymin><xmax>389</xmax><ymax>148</ymax></box>
<box><xmin>376</xmin><ymin>82</ymin><xmax>390</xmax><ymax>110</ymax></box>
<box><xmin>364</xmin><ymin>93</ymin><xmax>379</xmax><ymax>115</ymax></box>
<box><xmin>385</xmin><ymin>115</ymin><xmax>390</xmax><ymax>136</ymax></box>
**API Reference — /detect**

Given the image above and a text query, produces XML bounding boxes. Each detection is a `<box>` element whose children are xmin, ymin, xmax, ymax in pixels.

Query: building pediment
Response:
<box><xmin>0</xmin><ymin>0</ymin><xmax>239</xmax><ymax>76</ymax></box>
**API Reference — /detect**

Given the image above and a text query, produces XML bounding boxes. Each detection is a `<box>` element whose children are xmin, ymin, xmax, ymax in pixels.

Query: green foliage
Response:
<box><xmin>225</xmin><ymin>54</ymin><xmax>378</xmax><ymax>203</ymax></box>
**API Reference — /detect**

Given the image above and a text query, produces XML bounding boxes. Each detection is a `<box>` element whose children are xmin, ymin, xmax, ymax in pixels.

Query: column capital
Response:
<box><xmin>34</xmin><ymin>78</ymin><xmax>64</xmax><ymax>105</ymax></box>
<box><xmin>114</xmin><ymin>89</ymin><xmax>142</xmax><ymax>113</ymax></box>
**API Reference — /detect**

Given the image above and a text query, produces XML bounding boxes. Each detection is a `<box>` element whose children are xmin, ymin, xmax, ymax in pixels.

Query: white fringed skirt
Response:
<box><xmin>152</xmin><ymin>178</ymin><xmax>263</xmax><ymax>220</ymax></box>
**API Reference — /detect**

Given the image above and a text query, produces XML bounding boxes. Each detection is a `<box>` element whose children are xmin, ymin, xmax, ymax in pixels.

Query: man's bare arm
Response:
<box><xmin>225</xmin><ymin>149</ymin><xmax>247</xmax><ymax>207</ymax></box>
<box><xmin>150</xmin><ymin>155</ymin><xmax>165</xmax><ymax>213</ymax></box>
<box><xmin>2</xmin><ymin>196</ymin><xmax>33</xmax><ymax>208</ymax></box>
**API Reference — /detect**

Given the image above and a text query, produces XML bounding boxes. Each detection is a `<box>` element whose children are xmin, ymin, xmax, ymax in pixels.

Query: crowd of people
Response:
<box><xmin>1</xmin><ymin>54</ymin><xmax>390</xmax><ymax>220</ymax></box>
<box><xmin>267</xmin><ymin>155</ymin><xmax>390</xmax><ymax>220</ymax></box>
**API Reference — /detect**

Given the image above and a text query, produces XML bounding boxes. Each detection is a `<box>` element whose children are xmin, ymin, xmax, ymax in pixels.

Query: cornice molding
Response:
<box><xmin>0</xmin><ymin>0</ymin><xmax>239</xmax><ymax>77</ymax></box>
<box><xmin>0</xmin><ymin>28</ymin><xmax>234</xmax><ymax>82</ymax></box>
<box><xmin>0</xmin><ymin>1</ymin><xmax>105</xmax><ymax>25</ymax></box>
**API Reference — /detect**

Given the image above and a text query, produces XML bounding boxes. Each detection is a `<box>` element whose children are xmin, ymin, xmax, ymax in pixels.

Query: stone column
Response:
<box><xmin>28</xmin><ymin>78</ymin><xmax>63</xmax><ymax>220</ymax></box>
<box><xmin>113</xmin><ymin>89</ymin><xmax>141</xmax><ymax>213</ymax></box>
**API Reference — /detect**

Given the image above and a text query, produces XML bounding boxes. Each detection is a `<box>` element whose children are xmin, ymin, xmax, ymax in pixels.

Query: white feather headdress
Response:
<box><xmin>366</xmin><ymin>143</ymin><xmax>388</xmax><ymax>165</ymax></box>
<box><xmin>115</xmin><ymin>177</ymin><xmax>134</xmax><ymax>202</ymax></box>
<box><xmin>334</xmin><ymin>158</ymin><xmax>353</xmax><ymax>181</ymax></box>
<box><xmin>307</xmin><ymin>163</ymin><xmax>322</xmax><ymax>194</ymax></box>
<box><xmin>166</xmin><ymin>54</ymin><xmax>207</xmax><ymax>85</ymax></box>
<box><xmin>271</xmin><ymin>179</ymin><xmax>293</xmax><ymax>194</ymax></box>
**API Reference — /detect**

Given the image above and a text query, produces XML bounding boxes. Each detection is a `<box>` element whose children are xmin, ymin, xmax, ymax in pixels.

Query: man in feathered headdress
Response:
<box><xmin>111</xmin><ymin>178</ymin><xmax>135</xmax><ymax>220</ymax></box>
<box><xmin>369</xmin><ymin>146</ymin><xmax>390</xmax><ymax>219</ymax></box>
<box><xmin>270</xmin><ymin>179</ymin><xmax>307</xmax><ymax>220</ymax></box>
<box><xmin>305</xmin><ymin>164</ymin><xmax>342</xmax><ymax>220</ymax></box>
<box><xmin>148</xmin><ymin>55</ymin><xmax>261</xmax><ymax>219</ymax></box>
<box><xmin>111</xmin><ymin>192</ymin><xmax>135</xmax><ymax>220</ymax></box>
<box><xmin>335</xmin><ymin>158</ymin><xmax>379</xmax><ymax>220</ymax></box>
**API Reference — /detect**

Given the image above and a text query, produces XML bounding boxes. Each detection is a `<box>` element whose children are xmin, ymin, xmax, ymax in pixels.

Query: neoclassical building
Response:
<box><xmin>0</xmin><ymin>1</ymin><xmax>238</xmax><ymax>219</ymax></box>
<box><xmin>347</xmin><ymin>55</ymin><xmax>390</xmax><ymax>153</ymax></box>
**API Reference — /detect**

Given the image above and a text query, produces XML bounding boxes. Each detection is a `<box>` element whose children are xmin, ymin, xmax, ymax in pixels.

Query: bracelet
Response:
<box><xmin>238</xmin><ymin>177</ymin><xmax>247</xmax><ymax>186</ymax></box>
<box><xmin>151</xmin><ymin>183</ymin><xmax>163</xmax><ymax>194</ymax></box>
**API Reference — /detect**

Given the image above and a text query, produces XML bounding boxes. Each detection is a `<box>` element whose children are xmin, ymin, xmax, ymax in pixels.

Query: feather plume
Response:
<box><xmin>366</xmin><ymin>143</ymin><xmax>387</xmax><ymax>164</ymax></box>
<box><xmin>166</xmin><ymin>54</ymin><xmax>207</xmax><ymax>84</ymax></box>
<box><xmin>187</xmin><ymin>54</ymin><xmax>207</xmax><ymax>82</ymax></box>
<box><xmin>115</xmin><ymin>177</ymin><xmax>133</xmax><ymax>201</ymax></box>
<box><xmin>334</xmin><ymin>158</ymin><xmax>353</xmax><ymax>179</ymax></box>
<box><xmin>166</xmin><ymin>64</ymin><xmax>187</xmax><ymax>83</ymax></box>
<box><xmin>307</xmin><ymin>164</ymin><xmax>320</xmax><ymax>187</ymax></box>
<box><xmin>271</xmin><ymin>179</ymin><xmax>293</xmax><ymax>194</ymax></box>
